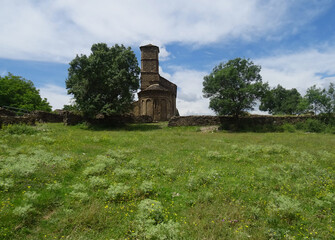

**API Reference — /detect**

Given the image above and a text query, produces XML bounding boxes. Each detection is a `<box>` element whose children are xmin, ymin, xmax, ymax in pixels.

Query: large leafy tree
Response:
<box><xmin>304</xmin><ymin>85</ymin><xmax>330</xmax><ymax>114</ymax></box>
<box><xmin>327</xmin><ymin>83</ymin><xmax>335</xmax><ymax>113</ymax></box>
<box><xmin>260</xmin><ymin>85</ymin><xmax>302</xmax><ymax>115</ymax></box>
<box><xmin>203</xmin><ymin>58</ymin><xmax>266</xmax><ymax>117</ymax></box>
<box><xmin>0</xmin><ymin>73</ymin><xmax>52</xmax><ymax>112</ymax></box>
<box><xmin>66</xmin><ymin>43</ymin><xmax>140</xmax><ymax>117</ymax></box>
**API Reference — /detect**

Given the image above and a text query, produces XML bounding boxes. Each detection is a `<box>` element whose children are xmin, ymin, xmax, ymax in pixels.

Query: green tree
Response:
<box><xmin>325</xmin><ymin>82</ymin><xmax>335</xmax><ymax>113</ymax></box>
<box><xmin>65</xmin><ymin>43</ymin><xmax>140</xmax><ymax>117</ymax></box>
<box><xmin>0</xmin><ymin>73</ymin><xmax>52</xmax><ymax>112</ymax></box>
<box><xmin>203</xmin><ymin>58</ymin><xmax>266</xmax><ymax>117</ymax></box>
<box><xmin>260</xmin><ymin>85</ymin><xmax>302</xmax><ymax>115</ymax></box>
<box><xmin>304</xmin><ymin>85</ymin><xmax>330</xmax><ymax>114</ymax></box>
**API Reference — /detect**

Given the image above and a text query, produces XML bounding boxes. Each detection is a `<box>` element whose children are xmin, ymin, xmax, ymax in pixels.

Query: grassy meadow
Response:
<box><xmin>0</xmin><ymin>123</ymin><xmax>334</xmax><ymax>239</ymax></box>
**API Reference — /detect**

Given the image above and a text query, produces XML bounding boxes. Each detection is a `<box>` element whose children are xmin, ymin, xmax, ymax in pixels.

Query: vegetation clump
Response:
<box><xmin>65</xmin><ymin>43</ymin><xmax>140</xmax><ymax>117</ymax></box>
<box><xmin>0</xmin><ymin>73</ymin><xmax>51</xmax><ymax>112</ymax></box>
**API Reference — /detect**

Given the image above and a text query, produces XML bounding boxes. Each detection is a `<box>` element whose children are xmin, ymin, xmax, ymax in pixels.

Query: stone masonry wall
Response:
<box><xmin>168</xmin><ymin>115</ymin><xmax>317</xmax><ymax>127</ymax></box>
<box><xmin>0</xmin><ymin>115</ymin><xmax>36</xmax><ymax>127</ymax></box>
<box><xmin>168</xmin><ymin>116</ymin><xmax>221</xmax><ymax>126</ymax></box>
<box><xmin>32</xmin><ymin>111</ymin><xmax>63</xmax><ymax>123</ymax></box>
<box><xmin>0</xmin><ymin>108</ymin><xmax>17</xmax><ymax>116</ymax></box>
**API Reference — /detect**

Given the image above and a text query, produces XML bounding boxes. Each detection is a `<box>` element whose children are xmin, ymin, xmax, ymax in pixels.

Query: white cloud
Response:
<box><xmin>169</xmin><ymin>45</ymin><xmax>335</xmax><ymax>116</ymax></box>
<box><xmin>163</xmin><ymin>68</ymin><xmax>214</xmax><ymax>115</ymax></box>
<box><xmin>256</xmin><ymin>46</ymin><xmax>335</xmax><ymax>94</ymax></box>
<box><xmin>0</xmin><ymin>0</ymin><xmax>330</xmax><ymax>62</ymax></box>
<box><xmin>38</xmin><ymin>84</ymin><xmax>72</xmax><ymax>110</ymax></box>
<box><xmin>158</xmin><ymin>47</ymin><xmax>171</xmax><ymax>61</ymax></box>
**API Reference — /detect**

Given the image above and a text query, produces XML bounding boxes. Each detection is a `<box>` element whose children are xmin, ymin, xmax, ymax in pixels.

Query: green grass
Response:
<box><xmin>0</xmin><ymin>123</ymin><xmax>334</xmax><ymax>239</ymax></box>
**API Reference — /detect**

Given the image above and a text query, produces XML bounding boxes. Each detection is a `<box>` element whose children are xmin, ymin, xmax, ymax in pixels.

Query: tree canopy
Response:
<box><xmin>203</xmin><ymin>58</ymin><xmax>266</xmax><ymax>117</ymax></box>
<box><xmin>304</xmin><ymin>85</ymin><xmax>332</xmax><ymax>115</ymax></box>
<box><xmin>0</xmin><ymin>73</ymin><xmax>52</xmax><ymax>112</ymax></box>
<box><xmin>65</xmin><ymin>43</ymin><xmax>140</xmax><ymax>117</ymax></box>
<box><xmin>260</xmin><ymin>85</ymin><xmax>302</xmax><ymax>115</ymax></box>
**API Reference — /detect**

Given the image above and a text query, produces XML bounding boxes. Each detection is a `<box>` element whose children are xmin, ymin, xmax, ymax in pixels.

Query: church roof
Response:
<box><xmin>143</xmin><ymin>84</ymin><xmax>169</xmax><ymax>92</ymax></box>
<box><xmin>140</xmin><ymin>44</ymin><xmax>160</xmax><ymax>52</ymax></box>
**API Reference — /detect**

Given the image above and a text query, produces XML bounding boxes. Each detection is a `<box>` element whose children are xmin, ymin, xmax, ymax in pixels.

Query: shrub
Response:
<box><xmin>139</xmin><ymin>181</ymin><xmax>154</xmax><ymax>194</ymax></box>
<box><xmin>0</xmin><ymin>177</ymin><xmax>14</xmax><ymax>191</ymax></box>
<box><xmin>69</xmin><ymin>191</ymin><xmax>90</xmax><ymax>202</ymax></box>
<box><xmin>13</xmin><ymin>204</ymin><xmax>35</xmax><ymax>218</ymax></box>
<box><xmin>187</xmin><ymin>170</ymin><xmax>220</xmax><ymax>191</ymax></box>
<box><xmin>281</xmin><ymin>123</ymin><xmax>296</xmax><ymax>133</ymax></box>
<box><xmin>325</xmin><ymin>125</ymin><xmax>335</xmax><ymax>134</ymax></box>
<box><xmin>113</xmin><ymin>168</ymin><xmax>137</xmax><ymax>179</ymax></box>
<box><xmin>96</xmin><ymin>155</ymin><xmax>116</xmax><ymax>167</ymax></box>
<box><xmin>136</xmin><ymin>199</ymin><xmax>164</xmax><ymax>224</ymax></box>
<box><xmin>106</xmin><ymin>183</ymin><xmax>130</xmax><ymax>200</ymax></box>
<box><xmin>106</xmin><ymin>149</ymin><xmax>128</xmax><ymax>162</ymax></box>
<box><xmin>88</xmin><ymin>176</ymin><xmax>108</xmax><ymax>188</ymax></box>
<box><xmin>71</xmin><ymin>183</ymin><xmax>87</xmax><ymax>191</ymax></box>
<box><xmin>40</xmin><ymin>136</ymin><xmax>55</xmax><ymax>144</ymax></box>
<box><xmin>268</xmin><ymin>193</ymin><xmax>301</xmax><ymax>221</ymax></box>
<box><xmin>132</xmin><ymin>199</ymin><xmax>180</xmax><ymax>239</ymax></box>
<box><xmin>304</xmin><ymin>119</ymin><xmax>326</xmax><ymax>133</ymax></box>
<box><xmin>83</xmin><ymin>163</ymin><xmax>106</xmax><ymax>176</ymax></box>
<box><xmin>2</xmin><ymin>124</ymin><xmax>38</xmax><ymax>135</ymax></box>
<box><xmin>142</xmin><ymin>221</ymin><xmax>180</xmax><ymax>240</ymax></box>
<box><xmin>46</xmin><ymin>181</ymin><xmax>62</xmax><ymax>191</ymax></box>
<box><xmin>24</xmin><ymin>191</ymin><xmax>40</xmax><ymax>202</ymax></box>
<box><xmin>0</xmin><ymin>149</ymin><xmax>69</xmax><ymax>178</ymax></box>
<box><xmin>206</xmin><ymin>151</ymin><xmax>222</xmax><ymax>160</ymax></box>
<box><xmin>1</xmin><ymin>155</ymin><xmax>38</xmax><ymax>177</ymax></box>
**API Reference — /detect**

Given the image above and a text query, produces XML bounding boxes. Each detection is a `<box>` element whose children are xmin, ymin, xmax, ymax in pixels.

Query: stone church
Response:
<box><xmin>133</xmin><ymin>44</ymin><xmax>178</xmax><ymax>121</ymax></box>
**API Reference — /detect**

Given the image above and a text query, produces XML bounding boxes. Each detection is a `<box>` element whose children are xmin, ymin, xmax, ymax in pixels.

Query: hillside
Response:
<box><xmin>0</xmin><ymin>123</ymin><xmax>334</xmax><ymax>239</ymax></box>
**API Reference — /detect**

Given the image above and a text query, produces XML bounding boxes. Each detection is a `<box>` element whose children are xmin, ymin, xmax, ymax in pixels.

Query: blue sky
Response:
<box><xmin>1</xmin><ymin>0</ymin><xmax>335</xmax><ymax>115</ymax></box>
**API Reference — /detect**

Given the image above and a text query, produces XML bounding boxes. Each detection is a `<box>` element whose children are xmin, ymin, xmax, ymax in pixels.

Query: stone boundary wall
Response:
<box><xmin>0</xmin><ymin>115</ymin><xmax>36</xmax><ymax>127</ymax></box>
<box><xmin>168</xmin><ymin>115</ymin><xmax>316</xmax><ymax>127</ymax></box>
<box><xmin>0</xmin><ymin>108</ymin><xmax>153</xmax><ymax>128</ymax></box>
<box><xmin>63</xmin><ymin>113</ymin><xmax>153</xmax><ymax>126</ymax></box>
<box><xmin>168</xmin><ymin>116</ymin><xmax>221</xmax><ymax>126</ymax></box>
<box><xmin>63</xmin><ymin>112</ymin><xmax>84</xmax><ymax>126</ymax></box>
<box><xmin>0</xmin><ymin>108</ymin><xmax>17</xmax><ymax>116</ymax></box>
<box><xmin>32</xmin><ymin>111</ymin><xmax>63</xmax><ymax>123</ymax></box>
<box><xmin>85</xmin><ymin>114</ymin><xmax>153</xmax><ymax>126</ymax></box>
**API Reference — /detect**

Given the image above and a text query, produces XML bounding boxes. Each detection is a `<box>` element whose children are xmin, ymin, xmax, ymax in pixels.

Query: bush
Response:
<box><xmin>281</xmin><ymin>123</ymin><xmax>296</xmax><ymax>133</ymax></box>
<box><xmin>13</xmin><ymin>204</ymin><xmax>35</xmax><ymax>218</ymax></box>
<box><xmin>136</xmin><ymin>199</ymin><xmax>164</xmax><ymax>224</ymax></box>
<box><xmin>132</xmin><ymin>199</ymin><xmax>180</xmax><ymax>239</ymax></box>
<box><xmin>88</xmin><ymin>176</ymin><xmax>108</xmax><ymax>188</ymax></box>
<box><xmin>83</xmin><ymin>163</ymin><xmax>107</xmax><ymax>176</ymax></box>
<box><xmin>106</xmin><ymin>183</ymin><xmax>130</xmax><ymax>200</ymax></box>
<box><xmin>0</xmin><ymin>178</ymin><xmax>14</xmax><ymax>191</ymax></box>
<box><xmin>139</xmin><ymin>181</ymin><xmax>154</xmax><ymax>194</ymax></box>
<box><xmin>304</xmin><ymin>119</ymin><xmax>326</xmax><ymax>133</ymax></box>
<box><xmin>2</xmin><ymin>124</ymin><xmax>38</xmax><ymax>135</ymax></box>
<box><xmin>325</xmin><ymin>125</ymin><xmax>335</xmax><ymax>134</ymax></box>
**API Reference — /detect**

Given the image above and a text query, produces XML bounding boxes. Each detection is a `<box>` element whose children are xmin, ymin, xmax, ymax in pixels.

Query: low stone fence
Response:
<box><xmin>0</xmin><ymin>106</ymin><xmax>154</xmax><ymax>128</ymax></box>
<box><xmin>63</xmin><ymin>112</ymin><xmax>153</xmax><ymax>126</ymax></box>
<box><xmin>168</xmin><ymin>115</ymin><xmax>316</xmax><ymax>127</ymax></box>
<box><xmin>0</xmin><ymin>115</ymin><xmax>35</xmax><ymax>127</ymax></box>
<box><xmin>168</xmin><ymin>116</ymin><xmax>221</xmax><ymax>126</ymax></box>
<box><xmin>63</xmin><ymin>111</ymin><xmax>84</xmax><ymax>126</ymax></box>
<box><xmin>32</xmin><ymin>111</ymin><xmax>63</xmax><ymax>123</ymax></box>
<box><xmin>0</xmin><ymin>108</ymin><xmax>17</xmax><ymax>116</ymax></box>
